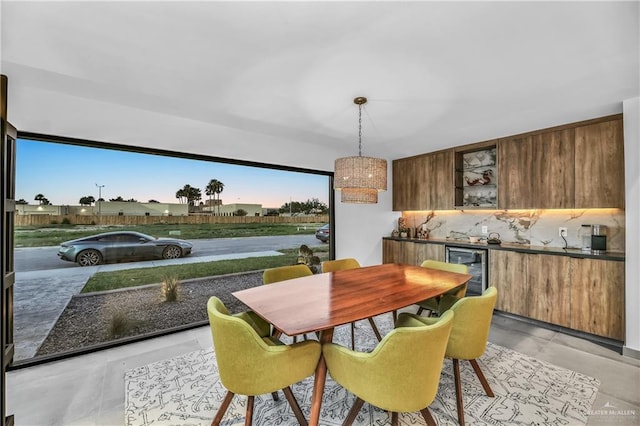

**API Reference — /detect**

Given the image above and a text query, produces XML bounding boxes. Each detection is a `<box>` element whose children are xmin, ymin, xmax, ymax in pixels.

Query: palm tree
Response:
<box><xmin>187</xmin><ymin>186</ymin><xmax>202</xmax><ymax>211</ymax></box>
<box><xmin>176</xmin><ymin>185</ymin><xmax>190</xmax><ymax>204</ymax></box>
<box><xmin>205</xmin><ymin>179</ymin><xmax>224</xmax><ymax>215</ymax></box>
<box><xmin>214</xmin><ymin>180</ymin><xmax>224</xmax><ymax>215</ymax></box>
<box><xmin>205</xmin><ymin>180</ymin><xmax>215</xmax><ymax>215</ymax></box>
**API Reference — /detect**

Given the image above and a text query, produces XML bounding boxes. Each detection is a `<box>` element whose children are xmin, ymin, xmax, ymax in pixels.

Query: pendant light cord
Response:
<box><xmin>358</xmin><ymin>103</ymin><xmax>363</xmax><ymax>157</ymax></box>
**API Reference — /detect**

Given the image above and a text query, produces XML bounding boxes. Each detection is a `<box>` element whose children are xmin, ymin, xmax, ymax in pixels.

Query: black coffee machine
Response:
<box><xmin>591</xmin><ymin>224</ymin><xmax>607</xmax><ymax>253</ymax></box>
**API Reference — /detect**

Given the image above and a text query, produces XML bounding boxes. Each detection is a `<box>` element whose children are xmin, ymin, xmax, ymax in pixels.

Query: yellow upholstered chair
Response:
<box><xmin>263</xmin><ymin>264</ymin><xmax>313</xmax><ymax>284</ymax></box>
<box><xmin>321</xmin><ymin>258</ymin><xmax>382</xmax><ymax>349</ymax></box>
<box><xmin>399</xmin><ymin>286</ymin><xmax>498</xmax><ymax>426</ymax></box>
<box><xmin>323</xmin><ymin>310</ymin><xmax>454</xmax><ymax>426</ymax></box>
<box><xmin>321</xmin><ymin>258</ymin><xmax>361</xmax><ymax>273</ymax></box>
<box><xmin>263</xmin><ymin>264</ymin><xmax>314</xmax><ymax>342</ymax></box>
<box><xmin>207</xmin><ymin>297</ymin><xmax>321</xmax><ymax>426</ymax></box>
<box><xmin>416</xmin><ymin>259</ymin><xmax>469</xmax><ymax>316</ymax></box>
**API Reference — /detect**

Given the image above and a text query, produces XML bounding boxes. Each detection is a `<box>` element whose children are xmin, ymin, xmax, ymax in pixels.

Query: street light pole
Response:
<box><xmin>95</xmin><ymin>183</ymin><xmax>104</xmax><ymax>216</ymax></box>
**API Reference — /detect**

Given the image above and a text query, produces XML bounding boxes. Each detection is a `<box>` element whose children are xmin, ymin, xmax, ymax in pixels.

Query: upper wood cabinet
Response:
<box><xmin>497</xmin><ymin>135</ymin><xmax>534</xmax><ymax>209</ymax></box>
<box><xmin>392</xmin><ymin>149</ymin><xmax>453</xmax><ymax>211</ymax></box>
<box><xmin>574</xmin><ymin>118</ymin><xmax>625</xmax><ymax>208</ymax></box>
<box><xmin>497</xmin><ymin>115</ymin><xmax>622</xmax><ymax>209</ymax></box>
<box><xmin>392</xmin><ymin>114</ymin><xmax>624</xmax><ymax>210</ymax></box>
<box><xmin>532</xmin><ymin>128</ymin><xmax>575</xmax><ymax>209</ymax></box>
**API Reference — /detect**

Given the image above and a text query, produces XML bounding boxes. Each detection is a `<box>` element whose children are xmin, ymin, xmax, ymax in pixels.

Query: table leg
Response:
<box><xmin>309</xmin><ymin>328</ymin><xmax>334</xmax><ymax>426</ymax></box>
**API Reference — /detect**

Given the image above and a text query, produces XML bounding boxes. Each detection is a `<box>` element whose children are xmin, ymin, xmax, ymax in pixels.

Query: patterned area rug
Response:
<box><xmin>125</xmin><ymin>315</ymin><xmax>600</xmax><ymax>425</ymax></box>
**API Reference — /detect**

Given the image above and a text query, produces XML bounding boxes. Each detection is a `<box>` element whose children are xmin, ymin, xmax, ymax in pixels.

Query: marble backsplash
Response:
<box><xmin>400</xmin><ymin>209</ymin><xmax>625</xmax><ymax>252</ymax></box>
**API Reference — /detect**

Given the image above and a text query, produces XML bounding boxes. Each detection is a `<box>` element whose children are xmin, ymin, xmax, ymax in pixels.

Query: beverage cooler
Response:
<box><xmin>445</xmin><ymin>246</ymin><xmax>488</xmax><ymax>296</ymax></box>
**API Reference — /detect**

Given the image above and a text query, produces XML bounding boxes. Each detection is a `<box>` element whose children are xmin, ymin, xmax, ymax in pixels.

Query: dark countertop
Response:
<box><xmin>382</xmin><ymin>236</ymin><xmax>625</xmax><ymax>261</ymax></box>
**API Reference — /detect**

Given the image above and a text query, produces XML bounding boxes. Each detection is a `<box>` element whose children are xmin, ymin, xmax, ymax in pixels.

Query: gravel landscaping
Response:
<box><xmin>36</xmin><ymin>271</ymin><xmax>264</xmax><ymax>356</ymax></box>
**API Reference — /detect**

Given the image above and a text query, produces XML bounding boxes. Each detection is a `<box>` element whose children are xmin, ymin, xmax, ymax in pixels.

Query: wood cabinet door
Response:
<box><xmin>489</xmin><ymin>250</ymin><xmax>529</xmax><ymax>316</ymax></box>
<box><xmin>532</xmin><ymin>129</ymin><xmax>575</xmax><ymax>209</ymax></box>
<box><xmin>574</xmin><ymin>118</ymin><xmax>625</xmax><ymax>208</ymax></box>
<box><xmin>392</xmin><ymin>155</ymin><xmax>429</xmax><ymax>211</ymax></box>
<box><xmin>527</xmin><ymin>254</ymin><xmax>571</xmax><ymax>327</ymax></box>
<box><xmin>382</xmin><ymin>239</ymin><xmax>402</xmax><ymax>264</ymax></box>
<box><xmin>402</xmin><ymin>241</ymin><xmax>445</xmax><ymax>265</ymax></box>
<box><xmin>570</xmin><ymin>258</ymin><xmax>624</xmax><ymax>340</ymax></box>
<box><xmin>427</xmin><ymin>149</ymin><xmax>454</xmax><ymax>210</ymax></box>
<box><xmin>382</xmin><ymin>240</ymin><xmax>444</xmax><ymax>265</ymax></box>
<box><xmin>497</xmin><ymin>135</ymin><xmax>534</xmax><ymax>209</ymax></box>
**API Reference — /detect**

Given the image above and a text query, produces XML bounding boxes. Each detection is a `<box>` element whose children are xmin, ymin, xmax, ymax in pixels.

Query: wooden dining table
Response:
<box><xmin>232</xmin><ymin>262</ymin><xmax>472</xmax><ymax>426</ymax></box>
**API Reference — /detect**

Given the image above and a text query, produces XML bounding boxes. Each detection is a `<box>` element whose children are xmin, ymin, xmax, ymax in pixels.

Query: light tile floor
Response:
<box><xmin>6</xmin><ymin>312</ymin><xmax>640</xmax><ymax>426</ymax></box>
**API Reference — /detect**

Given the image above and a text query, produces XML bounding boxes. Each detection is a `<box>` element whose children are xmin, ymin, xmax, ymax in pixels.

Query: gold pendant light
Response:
<box><xmin>334</xmin><ymin>97</ymin><xmax>387</xmax><ymax>204</ymax></box>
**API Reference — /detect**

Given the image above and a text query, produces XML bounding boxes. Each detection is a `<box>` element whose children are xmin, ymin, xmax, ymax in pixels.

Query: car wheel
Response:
<box><xmin>77</xmin><ymin>249</ymin><xmax>103</xmax><ymax>266</ymax></box>
<box><xmin>162</xmin><ymin>245</ymin><xmax>182</xmax><ymax>259</ymax></box>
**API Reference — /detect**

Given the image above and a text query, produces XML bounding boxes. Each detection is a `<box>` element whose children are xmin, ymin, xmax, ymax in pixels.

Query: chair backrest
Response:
<box><xmin>207</xmin><ymin>296</ymin><xmax>321</xmax><ymax>396</ymax></box>
<box><xmin>262</xmin><ymin>264</ymin><xmax>313</xmax><ymax>284</ymax></box>
<box><xmin>207</xmin><ymin>296</ymin><xmax>274</xmax><ymax>394</ymax></box>
<box><xmin>446</xmin><ymin>286</ymin><xmax>498</xmax><ymax>360</ymax></box>
<box><xmin>321</xmin><ymin>258</ymin><xmax>361</xmax><ymax>273</ymax></box>
<box><xmin>421</xmin><ymin>259</ymin><xmax>469</xmax><ymax>299</ymax></box>
<box><xmin>420</xmin><ymin>259</ymin><xmax>468</xmax><ymax>274</ymax></box>
<box><xmin>327</xmin><ymin>310</ymin><xmax>454</xmax><ymax>413</ymax></box>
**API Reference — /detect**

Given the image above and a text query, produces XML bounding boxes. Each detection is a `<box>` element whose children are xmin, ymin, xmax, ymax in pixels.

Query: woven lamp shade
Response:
<box><xmin>334</xmin><ymin>156</ymin><xmax>387</xmax><ymax>198</ymax></box>
<box><xmin>341</xmin><ymin>187</ymin><xmax>378</xmax><ymax>203</ymax></box>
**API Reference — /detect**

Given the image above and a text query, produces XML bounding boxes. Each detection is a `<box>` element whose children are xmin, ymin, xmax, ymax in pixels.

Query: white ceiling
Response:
<box><xmin>1</xmin><ymin>1</ymin><xmax>638</xmax><ymax>172</ymax></box>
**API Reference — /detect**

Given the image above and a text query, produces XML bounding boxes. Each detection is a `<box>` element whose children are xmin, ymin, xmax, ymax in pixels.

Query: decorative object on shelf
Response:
<box><xmin>334</xmin><ymin>97</ymin><xmax>387</xmax><ymax>204</ymax></box>
<box><xmin>487</xmin><ymin>232</ymin><xmax>502</xmax><ymax>244</ymax></box>
<box><xmin>391</xmin><ymin>229</ymin><xmax>399</xmax><ymax>238</ymax></box>
<box><xmin>465</xmin><ymin>168</ymin><xmax>493</xmax><ymax>186</ymax></box>
<box><xmin>398</xmin><ymin>217</ymin><xmax>408</xmax><ymax>238</ymax></box>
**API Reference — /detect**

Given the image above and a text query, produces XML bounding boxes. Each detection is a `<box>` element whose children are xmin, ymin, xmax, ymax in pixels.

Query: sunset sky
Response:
<box><xmin>16</xmin><ymin>139</ymin><xmax>330</xmax><ymax>209</ymax></box>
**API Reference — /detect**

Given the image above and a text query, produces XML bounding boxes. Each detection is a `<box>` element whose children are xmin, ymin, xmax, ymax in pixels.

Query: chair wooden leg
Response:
<box><xmin>342</xmin><ymin>397</ymin><xmax>365</xmax><ymax>426</ymax></box>
<box><xmin>245</xmin><ymin>395</ymin><xmax>254</xmax><ymax>426</ymax></box>
<box><xmin>452</xmin><ymin>358</ymin><xmax>465</xmax><ymax>426</ymax></box>
<box><xmin>390</xmin><ymin>411</ymin><xmax>398</xmax><ymax>426</ymax></box>
<box><xmin>367</xmin><ymin>317</ymin><xmax>382</xmax><ymax>341</ymax></box>
<box><xmin>350</xmin><ymin>323</ymin><xmax>355</xmax><ymax>350</ymax></box>
<box><xmin>271</xmin><ymin>391</ymin><xmax>279</xmax><ymax>401</ymax></box>
<box><xmin>420</xmin><ymin>408</ymin><xmax>437</xmax><ymax>426</ymax></box>
<box><xmin>211</xmin><ymin>391</ymin><xmax>235</xmax><ymax>426</ymax></box>
<box><xmin>282</xmin><ymin>386</ymin><xmax>308</xmax><ymax>426</ymax></box>
<box><xmin>469</xmin><ymin>359</ymin><xmax>494</xmax><ymax>397</ymax></box>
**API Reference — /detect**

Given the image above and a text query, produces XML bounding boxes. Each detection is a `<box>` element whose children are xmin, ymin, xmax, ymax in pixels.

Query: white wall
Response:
<box><xmin>334</xmin><ymin>165</ymin><xmax>398</xmax><ymax>266</ymax></box>
<box><xmin>623</xmin><ymin>97</ymin><xmax>640</xmax><ymax>357</ymax></box>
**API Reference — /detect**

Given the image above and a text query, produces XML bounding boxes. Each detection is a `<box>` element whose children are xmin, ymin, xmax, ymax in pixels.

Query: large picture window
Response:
<box><xmin>13</xmin><ymin>135</ymin><xmax>332</xmax><ymax>364</ymax></box>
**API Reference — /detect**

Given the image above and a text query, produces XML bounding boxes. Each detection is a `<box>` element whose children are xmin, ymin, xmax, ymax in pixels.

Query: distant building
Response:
<box><xmin>202</xmin><ymin>202</ymin><xmax>263</xmax><ymax>216</ymax></box>
<box><xmin>16</xmin><ymin>201</ymin><xmax>188</xmax><ymax>216</ymax></box>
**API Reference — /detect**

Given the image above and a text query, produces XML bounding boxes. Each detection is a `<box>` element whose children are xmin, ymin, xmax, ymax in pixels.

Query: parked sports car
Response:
<box><xmin>57</xmin><ymin>231</ymin><xmax>193</xmax><ymax>266</ymax></box>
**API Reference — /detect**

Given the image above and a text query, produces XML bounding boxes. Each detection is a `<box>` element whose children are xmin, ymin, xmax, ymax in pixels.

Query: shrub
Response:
<box><xmin>61</xmin><ymin>217</ymin><xmax>71</xmax><ymax>225</ymax></box>
<box><xmin>50</xmin><ymin>220</ymin><xmax>58</xmax><ymax>225</ymax></box>
<box><xmin>108</xmin><ymin>310</ymin><xmax>134</xmax><ymax>337</ymax></box>
<box><xmin>161</xmin><ymin>274</ymin><xmax>180</xmax><ymax>302</ymax></box>
<box><xmin>297</xmin><ymin>244</ymin><xmax>321</xmax><ymax>274</ymax></box>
